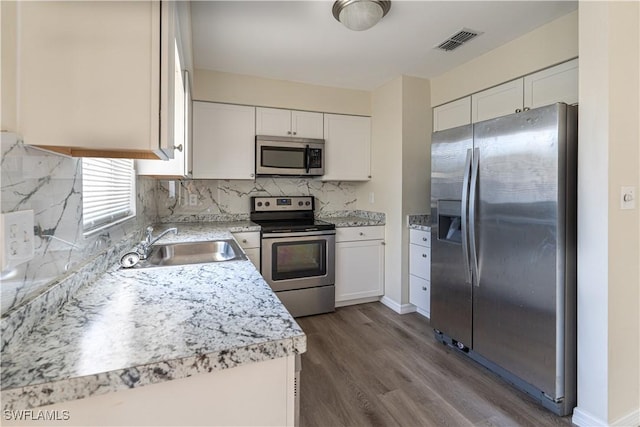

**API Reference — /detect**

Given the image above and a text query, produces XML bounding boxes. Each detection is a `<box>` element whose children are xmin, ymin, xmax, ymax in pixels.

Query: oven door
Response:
<box><xmin>261</xmin><ymin>231</ymin><xmax>335</xmax><ymax>291</ymax></box>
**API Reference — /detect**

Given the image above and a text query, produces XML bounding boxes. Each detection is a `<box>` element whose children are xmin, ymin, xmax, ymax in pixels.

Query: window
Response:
<box><xmin>82</xmin><ymin>158</ymin><xmax>136</xmax><ymax>234</ymax></box>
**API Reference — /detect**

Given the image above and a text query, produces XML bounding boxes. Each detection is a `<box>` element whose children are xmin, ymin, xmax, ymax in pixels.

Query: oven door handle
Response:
<box><xmin>262</xmin><ymin>230</ymin><xmax>336</xmax><ymax>239</ymax></box>
<box><xmin>305</xmin><ymin>144</ymin><xmax>311</xmax><ymax>174</ymax></box>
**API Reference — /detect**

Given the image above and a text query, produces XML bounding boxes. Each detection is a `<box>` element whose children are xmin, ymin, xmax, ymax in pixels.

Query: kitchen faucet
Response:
<box><xmin>137</xmin><ymin>226</ymin><xmax>178</xmax><ymax>259</ymax></box>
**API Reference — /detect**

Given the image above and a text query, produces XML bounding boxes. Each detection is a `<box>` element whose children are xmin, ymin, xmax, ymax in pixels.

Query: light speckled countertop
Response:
<box><xmin>1</xmin><ymin>223</ymin><xmax>304</xmax><ymax>411</ymax></box>
<box><xmin>408</xmin><ymin>214</ymin><xmax>431</xmax><ymax>231</ymax></box>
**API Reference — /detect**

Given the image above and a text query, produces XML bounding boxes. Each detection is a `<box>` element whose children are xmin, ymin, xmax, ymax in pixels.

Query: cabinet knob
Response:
<box><xmin>173</xmin><ymin>144</ymin><xmax>183</xmax><ymax>152</ymax></box>
<box><xmin>422</xmin><ymin>286</ymin><xmax>427</xmax><ymax>291</ymax></box>
<box><xmin>293</xmin><ymin>131</ymin><xmax>297</xmax><ymax>135</ymax></box>
<box><xmin>287</xmin><ymin>131</ymin><xmax>292</xmax><ymax>135</ymax></box>
<box><xmin>359</xmin><ymin>232</ymin><xmax>364</xmax><ymax>236</ymax></box>
<box><xmin>515</xmin><ymin>108</ymin><xmax>522</xmax><ymax>113</ymax></box>
<box><xmin>381</xmin><ymin>242</ymin><xmax>386</xmax><ymax>245</ymax></box>
<box><xmin>242</xmin><ymin>239</ymin><xmax>248</xmax><ymax>243</ymax></box>
<box><xmin>422</xmin><ymin>254</ymin><xmax>427</xmax><ymax>258</ymax></box>
<box><xmin>523</xmin><ymin>107</ymin><xmax>530</xmax><ymax>111</ymax></box>
<box><xmin>422</xmin><ymin>237</ymin><xmax>427</xmax><ymax>241</ymax></box>
<box><xmin>250</xmin><ymin>173</ymin><xmax>255</xmax><ymax>178</ymax></box>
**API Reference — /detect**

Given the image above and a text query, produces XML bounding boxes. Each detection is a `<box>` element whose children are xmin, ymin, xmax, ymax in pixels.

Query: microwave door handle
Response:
<box><xmin>305</xmin><ymin>145</ymin><xmax>310</xmax><ymax>174</ymax></box>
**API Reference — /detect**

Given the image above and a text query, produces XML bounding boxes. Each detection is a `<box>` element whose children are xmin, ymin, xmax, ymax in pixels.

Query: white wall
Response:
<box><xmin>400</xmin><ymin>77</ymin><xmax>431</xmax><ymax>303</ymax></box>
<box><xmin>193</xmin><ymin>69</ymin><xmax>371</xmax><ymax>116</ymax></box>
<box><xmin>573</xmin><ymin>1</ymin><xmax>640</xmax><ymax>426</ymax></box>
<box><xmin>1</xmin><ymin>1</ymin><xmax>17</xmax><ymax>132</ymax></box>
<box><xmin>356</xmin><ymin>75</ymin><xmax>430</xmax><ymax>308</ymax></box>
<box><xmin>358</xmin><ymin>77</ymin><xmax>404</xmax><ymax>304</ymax></box>
<box><xmin>430</xmin><ymin>10</ymin><xmax>578</xmax><ymax>106</ymax></box>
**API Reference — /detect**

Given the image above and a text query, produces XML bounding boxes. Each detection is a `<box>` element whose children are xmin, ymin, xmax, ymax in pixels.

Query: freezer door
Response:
<box><xmin>430</xmin><ymin>124</ymin><xmax>473</xmax><ymax>347</ymax></box>
<box><xmin>471</xmin><ymin>103</ymin><xmax>574</xmax><ymax>399</ymax></box>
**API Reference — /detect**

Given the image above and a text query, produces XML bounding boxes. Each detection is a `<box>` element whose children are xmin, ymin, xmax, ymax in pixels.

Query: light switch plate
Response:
<box><xmin>621</xmin><ymin>186</ymin><xmax>636</xmax><ymax>210</ymax></box>
<box><xmin>1</xmin><ymin>210</ymin><xmax>35</xmax><ymax>271</ymax></box>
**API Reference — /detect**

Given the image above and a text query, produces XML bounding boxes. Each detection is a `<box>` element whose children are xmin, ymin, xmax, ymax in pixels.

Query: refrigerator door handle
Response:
<box><xmin>469</xmin><ymin>148</ymin><xmax>480</xmax><ymax>285</ymax></box>
<box><xmin>461</xmin><ymin>149</ymin><xmax>473</xmax><ymax>284</ymax></box>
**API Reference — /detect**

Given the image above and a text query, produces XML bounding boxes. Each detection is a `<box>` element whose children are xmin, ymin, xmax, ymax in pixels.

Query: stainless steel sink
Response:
<box><xmin>128</xmin><ymin>239</ymin><xmax>247</xmax><ymax>269</ymax></box>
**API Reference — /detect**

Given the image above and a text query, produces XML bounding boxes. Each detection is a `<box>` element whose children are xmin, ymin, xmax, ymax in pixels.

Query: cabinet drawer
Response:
<box><xmin>409</xmin><ymin>229</ymin><xmax>431</xmax><ymax>247</ymax></box>
<box><xmin>409</xmin><ymin>275</ymin><xmax>430</xmax><ymax>315</ymax></box>
<box><xmin>336</xmin><ymin>226</ymin><xmax>384</xmax><ymax>242</ymax></box>
<box><xmin>233</xmin><ymin>232</ymin><xmax>260</xmax><ymax>249</ymax></box>
<box><xmin>409</xmin><ymin>243</ymin><xmax>430</xmax><ymax>280</ymax></box>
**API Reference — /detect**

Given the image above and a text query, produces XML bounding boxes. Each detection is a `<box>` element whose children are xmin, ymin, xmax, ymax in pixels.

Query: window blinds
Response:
<box><xmin>82</xmin><ymin>158</ymin><xmax>135</xmax><ymax>232</ymax></box>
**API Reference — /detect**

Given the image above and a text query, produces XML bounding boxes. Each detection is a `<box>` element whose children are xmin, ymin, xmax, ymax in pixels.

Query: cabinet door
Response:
<box><xmin>16</xmin><ymin>1</ymin><xmax>173</xmax><ymax>159</ymax></box>
<box><xmin>291</xmin><ymin>111</ymin><xmax>323</xmax><ymax>138</ymax></box>
<box><xmin>433</xmin><ymin>97</ymin><xmax>471</xmax><ymax>132</ymax></box>
<box><xmin>472</xmin><ymin>79</ymin><xmax>524</xmax><ymax>123</ymax></box>
<box><xmin>244</xmin><ymin>248</ymin><xmax>260</xmax><ymax>270</ymax></box>
<box><xmin>137</xmin><ymin>41</ymin><xmax>189</xmax><ymax>177</ymax></box>
<box><xmin>256</xmin><ymin>107</ymin><xmax>292</xmax><ymax>137</ymax></box>
<box><xmin>335</xmin><ymin>240</ymin><xmax>384</xmax><ymax>303</ymax></box>
<box><xmin>409</xmin><ymin>243</ymin><xmax>430</xmax><ymax>280</ymax></box>
<box><xmin>524</xmin><ymin>58</ymin><xmax>578</xmax><ymax>109</ymax></box>
<box><xmin>322</xmin><ymin>114</ymin><xmax>371</xmax><ymax>181</ymax></box>
<box><xmin>409</xmin><ymin>275</ymin><xmax>430</xmax><ymax>316</ymax></box>
<box><xmin>192</xmin><ymin>102</ymin><xmax>256</xmax><ymax>180</ymax></box>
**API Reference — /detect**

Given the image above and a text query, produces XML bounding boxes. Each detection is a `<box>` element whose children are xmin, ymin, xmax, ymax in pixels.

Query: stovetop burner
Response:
<box><xmin>249</xmin><ymin>196</ymin><xmax>335</xmax><ymax>233</ymax></box>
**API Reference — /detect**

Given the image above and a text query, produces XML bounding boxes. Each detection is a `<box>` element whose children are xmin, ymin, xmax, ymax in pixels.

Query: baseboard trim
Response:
<box><xmin>573</xmin><ymin>406</ymin><xmax>640</xmax><ymax>427</ymax></box>
<box><xmin>572</xmin><ymin>407</ymin><xmax>605</xmax><ymax>426</ymax></box>
<box><xmin>336</xmin><ymin>296</ymin><xmax>380</xmax><ymax>308</ymax></box>
<box><xmin>380</xmin><ymin>297</ymin><xmax>416</xmax><ymax>314</ymax></box>
<box><xmin>415</xmin><ymin>307</ymin><xmax>431</xmax><ymax>319</ymax></box>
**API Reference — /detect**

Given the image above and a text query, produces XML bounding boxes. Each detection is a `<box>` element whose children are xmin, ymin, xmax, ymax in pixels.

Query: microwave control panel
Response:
<box><xmin>308</xmin><ymin>149</ymin><xmax>322</xmax><ymax>168</ymax></box>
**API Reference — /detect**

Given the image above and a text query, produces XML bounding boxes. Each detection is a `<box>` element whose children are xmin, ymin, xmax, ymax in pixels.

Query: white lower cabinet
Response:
<box><xmin>335</xmin><ymin>226</ymin><xmax>384</xmax><ymax>306</ymax></box>
<box><xmin>409</xmin><ymin>228</ymin><xmax>431</xmax><ymax>317</ymax></box>
<box><xmin>233</xmin><ymin>231</ymin><xmax>260</xmax><ymax>269</ymax></box>
<box><xmin>16</xmin><ymin>356</ymin><xmax>298</xmax><ymax>427</ymax></box>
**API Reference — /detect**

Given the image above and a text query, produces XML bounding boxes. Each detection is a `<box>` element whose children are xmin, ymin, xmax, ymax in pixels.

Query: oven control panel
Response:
<box><xmin>252</xmin><ymin>196</ymin><xmax>314</xmax><ymax>212</ymax></box>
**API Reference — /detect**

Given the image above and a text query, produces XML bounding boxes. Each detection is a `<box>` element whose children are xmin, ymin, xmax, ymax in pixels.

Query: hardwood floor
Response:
<box><xmin>297</xmin><ymin>303</ymin><xmax>574</xmax><ymax>427</ymax></box>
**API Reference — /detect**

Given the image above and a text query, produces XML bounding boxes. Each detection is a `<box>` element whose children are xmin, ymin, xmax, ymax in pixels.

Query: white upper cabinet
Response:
<box><xmin>472</xmin><ymin>79</ymin><xmax>525</xmax><ymax>123</ymax></box>
<box><xmin>433</xmin><ymin>97</ymin><xmax>471</xmax><ymax>132</ymax></box>
<box><xmin>138</xmin><ymin>6</ymin><xmax>193</xmax><ymax>177</ymax></box>
<box><xmin>256</xmin><ymin>107</ymin><xmax>323</xmax><ymax>139</ymax></box>
<box><xmin>192</xmin><ymin>102</ymin><xmax>256</xmax><ymax>180</ymax></box>
<box><xmin>322</xmin><ymin>114</ymin><xmax>371</xmax><ymax>181</ymax></box>
<box><xmin>16</xmin><ymin>1</ymin><xmax>180</xmax><ymax>159</ymax></box>
<box><xmin>433</xmin><ymin>59</ymin><xmax>579</xmax><ymax>131</ymax></box>
<box><xmin>524</xmin><ymin>58</ymin><xmax>578</xmax><ymax>109</ymax></box>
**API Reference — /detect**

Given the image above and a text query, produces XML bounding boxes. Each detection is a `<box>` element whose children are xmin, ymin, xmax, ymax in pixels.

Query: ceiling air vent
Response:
<box><xmin>436</xmin><ymin>28</ymin><xmax>482</xmax><ymax>52</ymax></box>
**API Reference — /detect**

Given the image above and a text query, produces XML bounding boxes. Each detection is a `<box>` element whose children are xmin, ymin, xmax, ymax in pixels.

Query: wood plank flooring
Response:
<box><xmin>297</xmin><ymin>303</ymin><xmax>574</xmax><ymax>427</ymax></box>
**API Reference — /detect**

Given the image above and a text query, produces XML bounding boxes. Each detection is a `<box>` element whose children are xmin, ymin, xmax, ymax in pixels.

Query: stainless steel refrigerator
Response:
<box><xmin>430</xmin><ymin>103</ymin><xmax>577</xmax><ymax>416</ymax></box>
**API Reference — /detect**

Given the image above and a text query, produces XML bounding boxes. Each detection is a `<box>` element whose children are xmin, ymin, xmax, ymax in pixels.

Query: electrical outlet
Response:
<box><xmin>621</xmin><ymin>186</ymin><xmax>636</xmax><ymax>210</ymax></box>
<box><xmin>1</xmin><ymin>210</ymin><xmax>35</xmax><ymax>271</ymax></box>
<box><xmin>189</xmin><ymin>193</ymin><xmax>198</xmax><ymax>206</ymax></box>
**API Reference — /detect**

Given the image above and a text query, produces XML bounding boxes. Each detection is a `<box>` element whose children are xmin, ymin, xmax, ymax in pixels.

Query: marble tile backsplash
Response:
<box><xmin>156</xmin><ymin>177</ymin><xmax>360</xmax><ymax>222</ymax></box>
<box><xmin>0</xmin><ymin>133</ymin><xmax>157</xmax><ymax>316</ymax></box>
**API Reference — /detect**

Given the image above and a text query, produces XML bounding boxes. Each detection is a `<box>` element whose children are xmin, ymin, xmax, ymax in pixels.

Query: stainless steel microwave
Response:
<box><xmin>256</xmin><ymin>135</ymin><xmax>325</xmax><ymax>176</ymax></box>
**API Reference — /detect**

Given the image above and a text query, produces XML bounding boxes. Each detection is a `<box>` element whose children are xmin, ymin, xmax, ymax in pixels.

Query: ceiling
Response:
<box><xmin>191</xmin><ymin>1</ymin><xmax>577</xmax><ymax>91</ymax></box>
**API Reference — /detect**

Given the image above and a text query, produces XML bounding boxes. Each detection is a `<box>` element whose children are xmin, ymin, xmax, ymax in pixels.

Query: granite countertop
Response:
<box><xmin>1</xmin><ymin>223</ymin><xmax>304</xmax><ymax>411</ymax></box>
<box><xmin>408</xmin><ymin>214</ymin><xmax>431</xmax><ymax>231</ymax></box>
<box><xmin>318</xmin><ymin>210</ymin><xmax>386</xmax><ymax>228</ymax></box>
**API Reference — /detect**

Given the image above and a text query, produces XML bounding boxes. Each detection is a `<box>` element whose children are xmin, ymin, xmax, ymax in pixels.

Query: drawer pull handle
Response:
<box><xmin>422</xmin><ymin>254</ymin><xmax>427</xmax><ymax>258</ymax></box>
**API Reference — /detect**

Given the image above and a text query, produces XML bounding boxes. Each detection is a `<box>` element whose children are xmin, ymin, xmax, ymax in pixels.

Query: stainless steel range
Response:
<box><xmin>250</xmin><ymin>196</ymin><xmax>335</xmax><ymax>317</ymax></box>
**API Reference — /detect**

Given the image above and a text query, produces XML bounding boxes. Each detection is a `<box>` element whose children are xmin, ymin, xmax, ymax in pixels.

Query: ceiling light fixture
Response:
<box><xmin>332</xmin><ymin>0</ymin><xmax>391</xmax><ymax>31</ymax></box>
